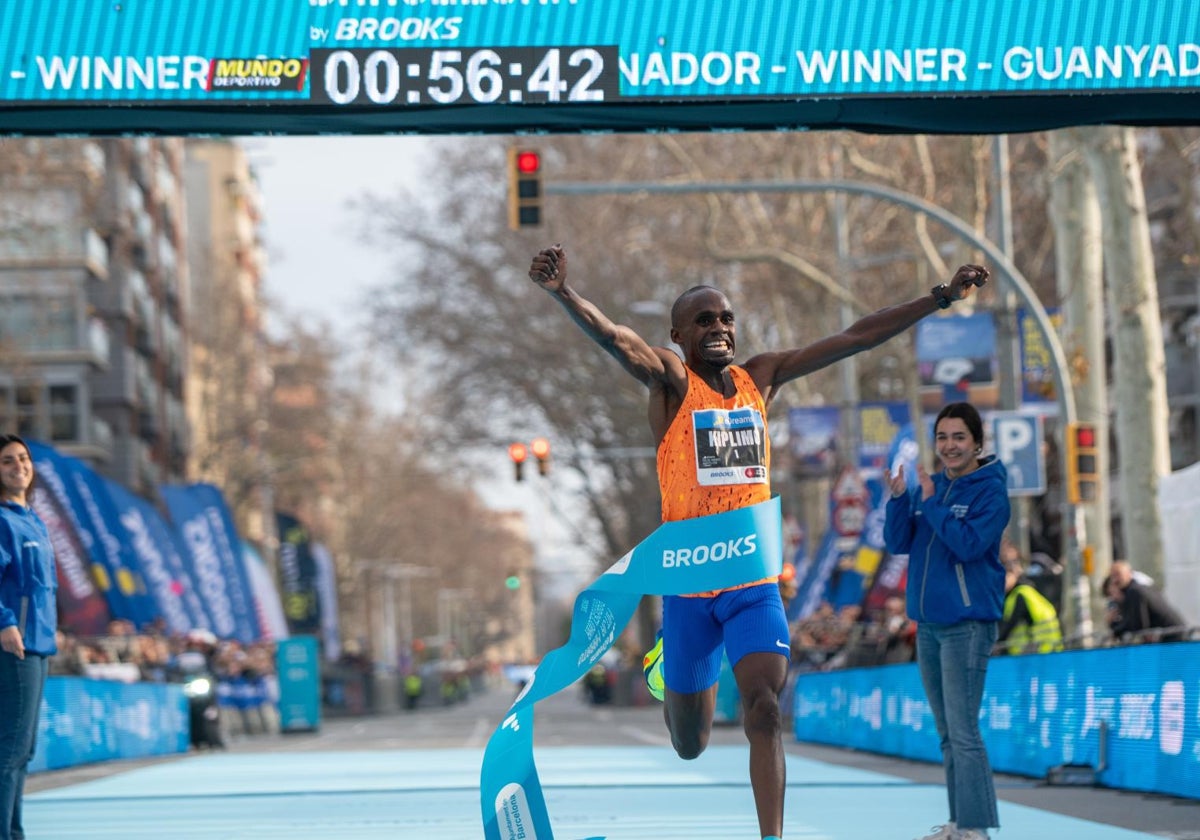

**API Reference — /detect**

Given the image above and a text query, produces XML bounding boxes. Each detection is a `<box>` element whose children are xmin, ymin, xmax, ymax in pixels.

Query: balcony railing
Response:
<box><xmin>0</xmin><ymin>226</ymin><xmax>109</xmax><ymax>279</ymax></box>
<box><xmin>1</xmin><ymin>306</ymin><xmax>110</xmax><ymax>370</ymax></box>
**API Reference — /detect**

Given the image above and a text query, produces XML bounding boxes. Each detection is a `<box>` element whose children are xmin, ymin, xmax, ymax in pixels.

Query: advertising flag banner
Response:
<box><xmin>30</xmin><ymin>483</ymin><xmax>111</xmax><ymax>636</ymax></box>
<box><xmin>825</xmin><ymin>477</ymin><xmax>884</xmax><ymax>610</ymax></box>
<box><xmin>275</xmin><ymin>512</ymin><xmax>322</xmax><ymax>637</ymax></box>
<box><xmin>916</xmin><ymin>312</ymin><xmax>999</xmax><ymax>410</ymax></box>
<box><xmin>886</xmin><ymin>421</ymin><xmax>923</xmax><ymax>493</ymax></box>
<box><xmin>862</xmin><ymin>550</ymin><xmax>909</xmax><ymax>615</ymax></box>
<box><xmin>243</xmin><ymin>543</ymin><xmax>289</xmax><ymax>643</ymax></box>
<box><xmin>1018</xmin><ymin>306</ymin><xmax>1063</xmax><ymax>407</ymax></box>
<box><xmin>27</xmin><ymin>440</ymin><xmax>158</xmax><ymax>628</ymax></box>
<box><xmin>104</xmin><ymin>478</ymin><xmax>209</xmax><ymax>635</ymax></box>
<box><xmin>792</xmin><ymin>528</ymin><xmax>841</xmax><ymax>621</ymax></box>
<box><xmin>787</xmin><ymin>406</ymin><xmax>840</xmax><ymax>477</ymax></box>
<box><xmin>311</xmin><ymin>542</ymin><xmax>341</xmax><ymax>663</ymax></box>
<box><xmin>857</xmin><ymin>402</ymin><xmax>909</xmax><ymax>473</ymax></box>
<box><xmin>837</xmin><ymin>477</ymin><xmax>891</xmax><ymax>608</ymax></box>
<box><xmin>160</xmin><ymin>483</ymin><xmax>260</xmax><ymax>643</ymax></box>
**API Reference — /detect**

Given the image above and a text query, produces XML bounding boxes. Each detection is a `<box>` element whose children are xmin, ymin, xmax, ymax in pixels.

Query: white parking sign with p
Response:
<box><xmin>990</xmin><ymin>412</ymin><xmax>1045</xmax><ymax>496</ymax></box>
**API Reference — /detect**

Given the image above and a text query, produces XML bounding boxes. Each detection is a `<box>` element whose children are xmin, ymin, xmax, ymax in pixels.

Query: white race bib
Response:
<box><xmin>691</xmin><ymin>407</ymin><xmax>768</xmax><ymax>486</ymax></box>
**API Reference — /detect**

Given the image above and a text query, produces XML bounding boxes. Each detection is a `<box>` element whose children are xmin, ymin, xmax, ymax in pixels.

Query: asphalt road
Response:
<box><xmin>27</xmin><ymin>682</ymin><xmax>1200</xmax><ymax>839</ymax></box>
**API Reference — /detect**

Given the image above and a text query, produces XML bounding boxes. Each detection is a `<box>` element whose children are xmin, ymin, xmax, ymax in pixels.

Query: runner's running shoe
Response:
<box><xmin>642</xmin><ymin>630</ymin><xmax>665</xmax><ymax>702</ymax></box>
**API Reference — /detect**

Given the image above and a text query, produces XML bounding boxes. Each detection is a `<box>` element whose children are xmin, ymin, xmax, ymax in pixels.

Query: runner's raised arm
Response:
<box><xmin>742</xmin><ymin>264</ymin><xmax>988</xmax><ymax>406</ymax></box>
<box><xmin>529</xmin><ymin>244</ymin><xmax>683</xmax><ymax>390</ymax></box>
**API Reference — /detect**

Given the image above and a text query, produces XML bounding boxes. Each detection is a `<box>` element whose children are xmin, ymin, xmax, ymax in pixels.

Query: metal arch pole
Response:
<box><xmin>547</xmin><ymin>177</ymin><xmax>1088</xmax><ymax>635</ymax></box>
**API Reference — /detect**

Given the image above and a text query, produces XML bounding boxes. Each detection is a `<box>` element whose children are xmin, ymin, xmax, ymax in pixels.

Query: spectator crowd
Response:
<box><xmin>49</xmin><ymin>620</ymin><xmax>280</xmax><ymax>740</ymax></box>
<box><xmin>784</xmin><ymin>543</ymin><xmax>1194</xmax><ymax>675</ymax></box>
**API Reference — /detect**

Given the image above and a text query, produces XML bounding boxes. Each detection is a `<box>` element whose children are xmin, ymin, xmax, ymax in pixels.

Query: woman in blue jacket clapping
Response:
<box><xmin>884</xmin><ymin>402</ymin><xmax>1010</xmax><ymax>840</ymax></box>
<box><xmin>0</xmin><ymin>433</ymin><xmax>58</xmax><ymax>840</ymax></box>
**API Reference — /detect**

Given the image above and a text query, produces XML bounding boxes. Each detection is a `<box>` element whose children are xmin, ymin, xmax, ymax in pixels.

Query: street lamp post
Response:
<box><xmin>437</xmin><ymin>587</ymin><xmax>471</xmax><ymax>655</ymax></box>
<box><xmin>354</xmin><ymin>559</ymin><xmax>433</xmax><ymax>672</ymax></box>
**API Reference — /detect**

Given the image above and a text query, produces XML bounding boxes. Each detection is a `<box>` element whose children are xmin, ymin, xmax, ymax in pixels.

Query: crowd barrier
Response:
<box><xmin>792</xmin><ymin>640</ymin><xmax>1200</xmax><ymax>800</ymax></box>
<box><xmin>30</xmin><ymin>676</ymin><xmax>189</xmax><ymax>773</ymax></box>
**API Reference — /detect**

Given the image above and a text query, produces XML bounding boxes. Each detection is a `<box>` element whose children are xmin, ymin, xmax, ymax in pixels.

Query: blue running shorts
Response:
<box><xmin>660</xmin><ymin>582</ymin><xmax>789</xmax><ymax>695</ymax></box>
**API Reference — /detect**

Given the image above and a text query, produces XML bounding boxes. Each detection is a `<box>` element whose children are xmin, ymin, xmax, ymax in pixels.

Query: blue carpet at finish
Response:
<box><xmin>27</xmin><ymin>746</ymin><xmax>1162</xmax><ymax>839</ymax></box>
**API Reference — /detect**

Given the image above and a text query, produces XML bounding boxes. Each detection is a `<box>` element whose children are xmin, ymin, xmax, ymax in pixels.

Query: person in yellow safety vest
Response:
<box><xmin>997</xmin><ymin>554</ymin><xmax>1064</xmax><ymax>655</ymax></box>
<box><xmin>403</xmin><ymin>672</ymin><xmax>423</xmax><ymax>711</ymax></box>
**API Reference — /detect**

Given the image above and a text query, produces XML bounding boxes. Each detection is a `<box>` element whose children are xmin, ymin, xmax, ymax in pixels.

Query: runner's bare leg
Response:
<box><xmin>663</xmin><ymin>684</ymin><xmax>717</xmax><ymax>759</ymax></box>
<box><xmin>735</xmin><ymin>651</ymin><xmax>789</xmax><ymax>838</ymax></box>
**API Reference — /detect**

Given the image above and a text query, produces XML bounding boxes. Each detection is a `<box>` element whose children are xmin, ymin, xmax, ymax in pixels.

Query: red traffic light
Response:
<box><xmin>530</xmin><ymin>437</ymin><xmax>550</xmax><ymax>459</ymax></box>
<box><xmin>508</xmin><ymin>442</ymin><xmax>528</xmax><ymax>463</ymax></box>
<box><xmin>1066</xmin><ymin>422</ymin><xmax>1099</xmax><ymax>504</ymax></box>
<box><xmin>1074</xmin><ymin>425</ymin><xmax>1096</xmax><ymax>448</ymax></box>
<box><xmin>515</xmin><ymin>150</ymin><xmax>540</xmax><ymax>173</ymax></box>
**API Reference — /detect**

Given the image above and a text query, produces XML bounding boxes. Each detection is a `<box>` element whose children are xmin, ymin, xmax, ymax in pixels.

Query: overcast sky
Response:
<box><xmin>247</xmin><ymin>135</ymin><xmax>431</xmax><ymax>338</ymax></box>
<box><xmin>244</xmin><ymin>134</ymin><xmax>436</xmax><ymax>419</ymax></box>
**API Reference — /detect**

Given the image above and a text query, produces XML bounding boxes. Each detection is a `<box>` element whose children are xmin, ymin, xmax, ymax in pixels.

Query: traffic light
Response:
<box><xmin>1066</xmin><ymin>422</ymin><xmax>1099</xmax><ymax>503</ymax></box>
<box><xmin>507</xmin><ymin>148</ymin><xmax>542</xmax><ymax>229</ymax></box>
<box><xmin>508</xmin><ymin>442</ymin><xmax>528</xmax><ymax>481</ymax></box>
<box><xmin>505</xmin><ymin>573</ymin><xmax>522</xmax><ymax>591</ymax></box>
<box><xmin>530</xmin><ymin>436</ymin><xmax>551</xmax><ymax>476</ymax></box>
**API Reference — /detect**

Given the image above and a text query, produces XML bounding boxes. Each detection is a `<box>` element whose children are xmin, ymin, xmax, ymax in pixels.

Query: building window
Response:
<box><xmin>16</xmin><ymin>383</ymin><xmax>38</xmax><ymax>438</ymax></box>
<box><xmin>0</xmin><ymin>292</ymin><xmax>76</xmax><ymax>352</ymax></box>
<box><xmin>49</xmin><ymin>384</ymin><xmax>79</xmax><ymax>441</ymax></box>
<box><xmin>0</xmin><ymin>380</ymin><xmax>82</xmax><ymax>443</ymax></box>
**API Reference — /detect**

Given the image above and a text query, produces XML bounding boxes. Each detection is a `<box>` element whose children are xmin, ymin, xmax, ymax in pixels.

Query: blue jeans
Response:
<box><xmin>916</xmin><ymin>620</ymin><xmax>999</xmax><ymax>832</ymax></box>
<box><xmin>0</xmin><ymin>652</ymin><xmax>48</xmax><ymax>840</ymax></box>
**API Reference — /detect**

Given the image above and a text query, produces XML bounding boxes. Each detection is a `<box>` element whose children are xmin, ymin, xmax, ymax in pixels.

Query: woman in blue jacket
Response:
<box><xmin>0</xmin><ymin>434</ymin><xmax>57</xmax><ymax>840</ymax></box>
<box><xmin>884</xmin><ymin>403</ymin><xmax>1010</xmax><ymax>840</ymax></box>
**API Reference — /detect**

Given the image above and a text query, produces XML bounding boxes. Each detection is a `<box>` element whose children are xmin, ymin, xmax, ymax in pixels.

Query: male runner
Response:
<box><xmin>528</xmin><ymin>245</ymin><xmax>987</xmax><ymax>840</ymax></box>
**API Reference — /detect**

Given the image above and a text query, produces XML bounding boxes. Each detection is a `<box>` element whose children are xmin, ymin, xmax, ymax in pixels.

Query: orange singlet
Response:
<box><xmin>657</xmin><ymin>365</ymin><xmax>777</xmax><ymax>596</ymax></box>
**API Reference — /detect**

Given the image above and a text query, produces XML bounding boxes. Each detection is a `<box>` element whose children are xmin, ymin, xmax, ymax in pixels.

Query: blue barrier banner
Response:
<box><xmin>793</xmin><ymin>641</ymin><xmax>1200</xmax><ymax>801</ymax></box>
<box><xmin>161</xmin><ymin>483</ymin><xmax>261</xmax><ymax>643</ymax></box>
<box><xmin>28</xmin><ymin>441</ymin><xmax>159</xmax><ymax>628</ymax></box>
<box><xmin>31</xmin><ymin>677</ymin><xmax>188</xmax><ymax>773</ymax></box>
<box><xmin>276</xmin><ymin>635</ymin><xmax>321</xmax><ymax>733</ymax></box>
<box><xmin>481</xmin><ymin>497</ymin><xmax>782</xmax><ymax>840</ymax></box>
<box><xmin>104</xmin><ymin>478</ymin><xmax>210</xmax><ymax>635</ymax></box>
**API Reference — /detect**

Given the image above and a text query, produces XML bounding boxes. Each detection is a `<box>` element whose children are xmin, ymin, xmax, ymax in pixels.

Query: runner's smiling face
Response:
<box><xmin>671</xmin><ymin>288</ymin><xmax>736</xmax><ymax>371</ymax></box>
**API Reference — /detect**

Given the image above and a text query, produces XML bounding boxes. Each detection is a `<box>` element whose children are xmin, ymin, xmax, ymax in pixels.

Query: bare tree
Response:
<box><xmin>1079</xmin><ymin>126</ymin><xmax>1170</xmax><ymax>581</ymax></box>
<box><xmin>1048</xmin><ymin>128</ymin><xmax>1109</xmax><ymax>635</ymax></box>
